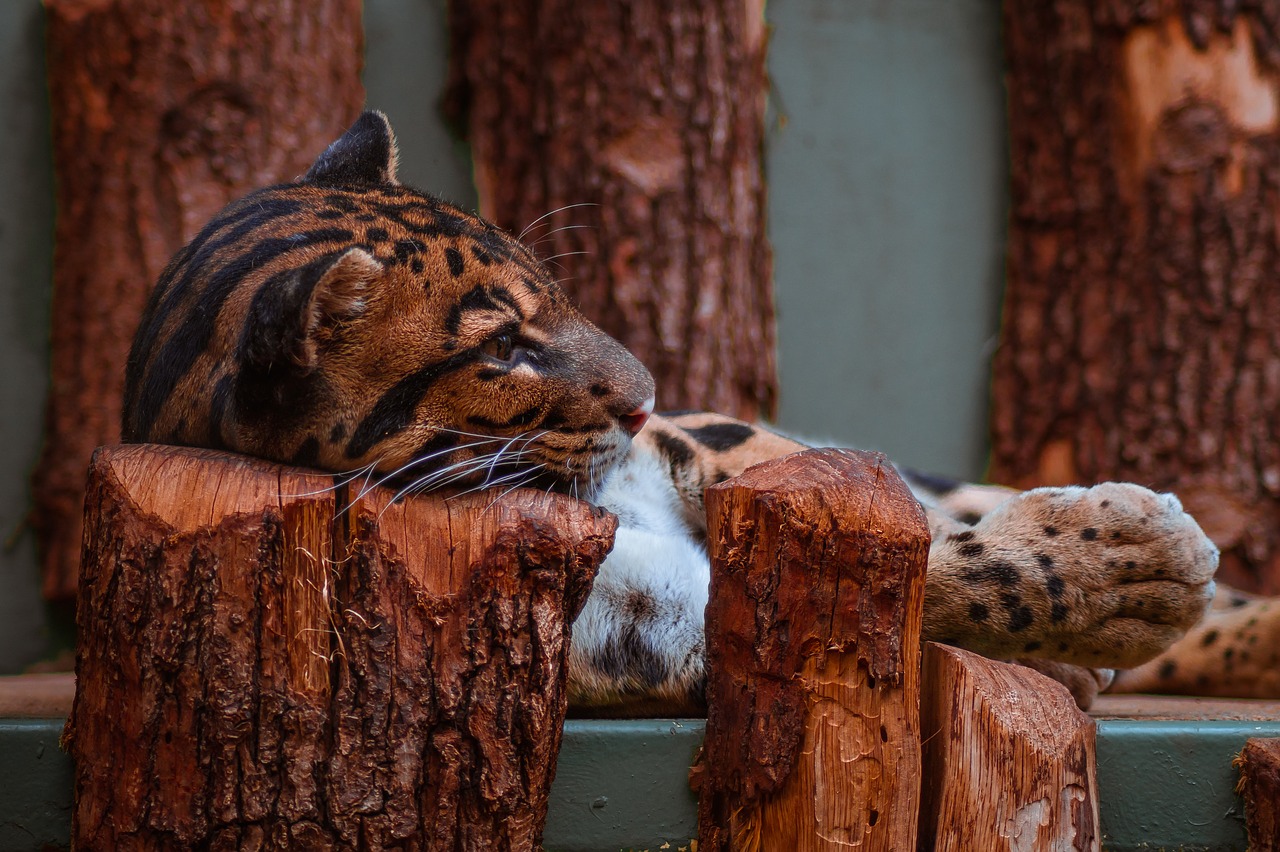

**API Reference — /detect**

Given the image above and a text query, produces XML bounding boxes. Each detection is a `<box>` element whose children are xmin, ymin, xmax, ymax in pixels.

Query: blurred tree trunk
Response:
<box><xmin>37</xmin><ymin>0</ymin><xmax>364</xmax><ymax>600</ymax></box>
<box><xmin>994</xmin><ymin>2</ymin><xmax>1280</xmax><ymax>593</ymax></box>
<box><xmin>445</xmin><ymin>0</ymin><xmax>777</xmax><ymax>421</ymax></box>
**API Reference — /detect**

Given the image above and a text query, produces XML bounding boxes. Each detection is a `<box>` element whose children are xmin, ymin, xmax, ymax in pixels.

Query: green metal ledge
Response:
<box><xmin>4</xmin><ymin>708</ymin><xmax>1279</xmax><ymax>851</ymax></box>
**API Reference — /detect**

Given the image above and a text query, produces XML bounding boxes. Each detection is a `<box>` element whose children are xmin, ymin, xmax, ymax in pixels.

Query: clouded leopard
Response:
<box><xmin>123</xmin><ymin>111</ymin><xmax>1280</xmax><ymax>711</ymax></box>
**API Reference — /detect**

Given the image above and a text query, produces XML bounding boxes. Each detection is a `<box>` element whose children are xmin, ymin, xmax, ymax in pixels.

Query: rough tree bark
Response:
<box><xmin>66</xmin><ymin>444</ymin><xmax>614</xmax><ymax>850</ymax></box>
<box><xmin>995</xmin><ymin>2</ymin><xmax>1280</xmax><ymax>593</ymax></box>
<box><xmin>445</xmin><ymin>0</ymin><xmax>777</xmax><ymax>421</ymax></box>
<box><xmin>36</xmin><ymin>0</ymin><xmax>364</xmax><ymax>600</ymax></box>
<box><xmin>919</xmin><ymin>644</ymin><xmax>1100</xmax><ymax>851</ymax></box>
<box><xmin>696</xmin><ymin>449</ymin><xmax>929</xmax><ymax>851</ymax></box>
<box><xmin>1235</xmin><ymin>737</ymin><xmax>1280</xmax><ymax>851</ymax></box>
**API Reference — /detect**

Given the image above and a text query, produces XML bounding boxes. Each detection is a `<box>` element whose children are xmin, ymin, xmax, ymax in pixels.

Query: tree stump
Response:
<box><xmin>995</xmin><ymin>2</ymin><xmax>1280</xmax><ymax>593</ymax></box>
<box><xmin>444</xmin><ymin>0</ymin><xmax>777</xmax><ymax>421</ymax></box>
<box><xmin>36</xmin><ymin>0</ymin><xmax>364</xmax><ymax>600</ymax></box>
<box><xmin>919</xmin><ymin>643</ymin><xmax>1100</xmax><ymax>852</ymax></box>
<box><xmin>1235</xmin><ymin>737</ymin><xmax>1280</xmax><ymax>851</ymax></box>
<box><xmin>65</xmin><ymin>444</ymin><xmax>615</xmax><ymax>850</ymax></box>
<box><xmin>696</xmin><ymin>449</ymin><xmax>930</xmax><ymax>851</ymax></box>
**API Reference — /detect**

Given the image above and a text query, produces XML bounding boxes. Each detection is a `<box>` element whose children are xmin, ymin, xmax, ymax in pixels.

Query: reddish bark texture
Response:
<box><xmin>995</xmin><ymin>2</ymin><xmax>1280</xmax><ymax>593</ymax></box>
<box><xmin>67</xmin><ymin>444</ymin><xmax>614</xmax><ymax>850</ymax></box>
<box><xmin>1235</xmin><ymin>737</ymin><xmax>1280</xmax><ymax>850</ymax></box>
<box><xmin>37</xmin><ymin>0</ymin><xmax>365</xmax><ymax>599</ymax></box>
<box><xmin>698</xmin><ymin>449</ymin><xmax>928</xmax><ymax>851</ymax></box>
<box><xmin>445</xmin><ymin>0</ymin><xmax>777</xmax><ymax>421</ymax></box>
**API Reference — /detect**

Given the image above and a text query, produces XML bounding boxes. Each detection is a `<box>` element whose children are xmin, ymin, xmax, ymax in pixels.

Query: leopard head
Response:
<box><xmin>123</xmin><ymin>111</ymin><xmax>655</xmax><ymax>498</ymax></box>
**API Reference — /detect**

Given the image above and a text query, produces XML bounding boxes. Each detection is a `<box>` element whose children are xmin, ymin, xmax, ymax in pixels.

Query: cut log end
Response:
<box><xmin>920</xmin><ymin>643</ymin><xmax>1100</xmax><ymax>852</ymax></box>
<box><xmin>698</xmin><ymin>448</ymin><xmax>929</xmax><ymax>852</ymax></box>
<box><xmin>69</xmin><ymin>444</ymin><xmax>615</xmax><ymax>849</ymax></box>
<box><xmin>1234</xmin><ymin>737</ymin><xmax>1280</xmax><ymax>852</ymax></box>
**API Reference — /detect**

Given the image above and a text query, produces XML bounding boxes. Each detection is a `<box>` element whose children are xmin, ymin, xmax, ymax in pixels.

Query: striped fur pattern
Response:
<box><xmin>124</xmin><ymin>113</ymin><xmax>1277</xmax><ymax>714</ymax></box>
<box><xmin>124</xmin><ymin>112</ymin><xmax>654</xmax><ymax>501</ymax></box>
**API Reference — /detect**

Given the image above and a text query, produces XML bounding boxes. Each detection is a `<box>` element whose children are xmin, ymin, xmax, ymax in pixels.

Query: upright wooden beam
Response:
<box><xmin>920</xmin><ymin>643</ymin><xmax>1100</xmax><ymax>851</ymax></box>
<box><xmin>696</xmin><ymin>449</ymin><xmax>929</xmax><ymax>851</ymax></box>
<box><xmin>65</xmin><ymin>444</ymin><xmax>614</xmax><ymax>849</ymax></box>
<box><xmin>996</xmin><ymin>1</ymin><xmax>1280</xmax><ymax>592</ymax></box>
<box><xmin>37</xmin><ymin>0</ymin><xmax>364</xmax><ymax>600</ymax></box>
<box><xmin>445</xmin><ymin>0</ymin><xmax>777</xmax><ymax>421</ymax></box>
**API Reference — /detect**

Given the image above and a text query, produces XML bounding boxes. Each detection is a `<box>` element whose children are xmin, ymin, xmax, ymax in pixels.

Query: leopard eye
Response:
<box><xmin>480</xmin><ymin>333</ymin><xmax>516</xmax><ymax>362</ymax></box>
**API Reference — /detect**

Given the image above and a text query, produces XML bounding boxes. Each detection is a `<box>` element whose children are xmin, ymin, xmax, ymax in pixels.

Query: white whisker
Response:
<box><xmin>517</xmin><ymin>202</ymin><xmax>598</xmax><ymax>242</ymax></box>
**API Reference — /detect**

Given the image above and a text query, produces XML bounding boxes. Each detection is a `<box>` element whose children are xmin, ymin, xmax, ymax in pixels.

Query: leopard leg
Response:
<box><xmin>921</xmin><ymin>482</ymin><xmax>1218</xmax><ymax>670</ymax></box>
<box><xmin>1108</xmin><ymin>589</ymin><xmax>1280</xmax><ymax>697</ymax></box>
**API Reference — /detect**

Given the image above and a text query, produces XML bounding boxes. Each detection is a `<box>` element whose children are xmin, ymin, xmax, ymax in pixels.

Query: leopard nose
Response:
<box><xmin>618</xmin><ymin>395</ymin><xmax>655</xmax><ymax>436</ymax></box>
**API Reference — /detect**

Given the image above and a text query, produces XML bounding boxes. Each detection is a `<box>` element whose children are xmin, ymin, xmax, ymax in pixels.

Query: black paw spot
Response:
<box><xmin>1081</xmin><ymin>528</ymin><xmax>1098</xmax><ymax>541</ymax></box>
<box><xmin>957</xmin><ymin>512</ymin><xmax>983</xmax><ymax>525</ymax></box>
<box><xmin>1051</xmin><ymin>603</ymin><xmax>1069</xmax><ymax>623</ymax></box>
<box><xmin>1036</xmin><ymin>553</ymin><xmax>1054</xmax><ymax>570</ymax></box>
<box><xmin>1125</xmin><ymin>561</ymin><xmax>1137</xmax><ymax>570</ymax></box>
<box><xmin>963</xmin><ymin>560</ymin><xmax>1021</xmax><ymax>587</ymax></box>
<box><xmin>958</xmin><ymin>541</ymin><xmax>985</xmax><ymax>558</ymax></box>
<box><xmin>1100</xmin><ymin>500</ymin><xmax>1111</xmax><ymax>508</ymax></box>
<box><xmin>1047</xmin><ymin>576</ymin><xmax>1065</xmax><ymax>600</ymax></box>
<box><xmin>1023</xmin><ymin>641</ymin><xmax>1041</xmax><ymax>652</ymax></box>
<box><xmin>949</xmin><ymin>530</ymin><xmax>976</xmax><ymax>543</ymax></box>
<box><xmin>1111</xmin><ymin>531</ymin><xmax>1122</xmax><ymax>540</ymax></box>
<box><xmin>1200</xmin><ymin>629</ymin><xmax>1219</xmax><ymax>647</ymax></box>
<box><xmin>1223</xmin><ymin>647</ymin><xmax>1235</xmax><ymax>661</ymax></box>
<box><xmin>329</xmin><ymin>422</ymin><xmax>347</xmax><ymax>442</ymax></box>
<box><xmin>969</xmin><ymin>603</ymin><xmax>990</xmax><ymax>623</ymax></box>
<box><xmin>1044</xmin><ymin>525</ymin><xmax>1059</xmax><ymax>537</ymax></box>
<box><xmin>1158</xmin><ymin>660</ymin><xmax>1177</xmax><ymax>679</ymax></box>
<box><xmin>1001</xmin><ymin>593</ymin><xmax>1034</xmax><ymax>632</ymax></box>
<box><xmin>1154</xmin><ymin>568</ymin><xmax>1165</xmax><ymax>577</ymax></box>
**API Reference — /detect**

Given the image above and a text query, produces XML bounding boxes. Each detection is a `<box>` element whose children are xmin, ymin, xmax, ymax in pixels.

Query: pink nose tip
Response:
<box><xmin>619</xmin><ymin>396</ymin><xmax>655</xmax><ymax>436</ymax></box>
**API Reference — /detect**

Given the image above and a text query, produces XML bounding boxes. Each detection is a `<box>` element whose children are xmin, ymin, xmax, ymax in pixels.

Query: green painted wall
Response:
<box><xmin>767</xmin><ymin>0</ymin><xmax>1006</xmax><ymax>479</ymax></box>
<box><xmin>0</xmin><ymin>1</ymin><xmax>60</xmax><ymax>675</ymax></box>
<box><xmin>0</xmin><ymin>0</ymin><xmax>1006</xmax><ymax>671</ymax></box>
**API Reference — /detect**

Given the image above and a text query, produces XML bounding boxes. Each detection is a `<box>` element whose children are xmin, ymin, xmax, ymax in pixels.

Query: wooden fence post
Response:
<box><xmin>1235</xmin><ymin>738</ymin><xmax>1280</xmax><ymax>851</ymax></box>
<box><xmin>65</xmin><ymin>444</ymin><xmax>615</xmax><ymax>849</ymax></box>
<box><xmin>696</xmin><ymin>448</ymin><xmax>930</xmax><ymax>851</ymax></box>
<box><xmin>919</xmin><ymin>643</ymin><xmax>1100</xmax><ymax>851</ymax></box>
<box><xmin>37</xmin><ymin>0</ymin><xmax>364</xmax><ymax>600</ymax></box>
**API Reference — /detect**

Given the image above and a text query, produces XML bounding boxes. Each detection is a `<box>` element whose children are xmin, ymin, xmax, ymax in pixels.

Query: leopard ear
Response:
<box><xmin>303</xmin><ymin>110</ymin><xmax>400</xmax><ymax>188</ymax></box>
<box><xmin>240</xmin><ymin>248</ymin><xmax>383</xmax><ymax>372</ymax></box>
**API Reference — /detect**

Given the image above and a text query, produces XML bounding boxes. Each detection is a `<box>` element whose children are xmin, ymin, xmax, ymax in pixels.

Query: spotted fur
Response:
<box><xmin>124</xmin><ymin>112</ymin><xmax>1276</xmax><ymax>714</ymax></box>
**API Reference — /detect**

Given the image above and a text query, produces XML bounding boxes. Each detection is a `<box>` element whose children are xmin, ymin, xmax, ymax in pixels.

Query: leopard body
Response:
<box><xmin>124</xmin><ymin>112</ymin><xmax>1278</xmax><ymax>712</ymax></box>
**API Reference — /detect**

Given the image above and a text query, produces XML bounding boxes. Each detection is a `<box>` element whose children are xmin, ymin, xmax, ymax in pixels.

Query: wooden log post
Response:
<box><xmin>919</xmin><ymin>643</ymin><xmax>1100</xmax><ymax>851</ymax></box>
<box><xmin>1235</xmin><ymin>738</ymin><xmax>1280</xmax><ymax>851</ymax></box>
<box><xmin>37</xmin><ymin>0</ymin><xmax>364</xmax><ymax>600</ymax></box>
<box><xmin>696</xmin><ymin>449</ymin><xmax>930</xmax><ymax>851</ymax></box>
<box><xmin>996</xmin><ymin>2</ymin><xmax>1280</xmax><ymax>593</ymax></box>
<box><xmin>445</xmin><ymin>0</ymin><xmax>777</xmax><ymax>421</ymax></box>
<box><xmin>65</xmin><ymin>444</ymin><xmax>615</xmax><ymax>850</ymax></box>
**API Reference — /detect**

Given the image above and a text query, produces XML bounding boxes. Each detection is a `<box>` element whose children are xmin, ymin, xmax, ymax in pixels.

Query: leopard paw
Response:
<box><xmin>925</xmin><ymin>482</ymin><xmax>1218</xmax><ymax>669</ymax></box>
